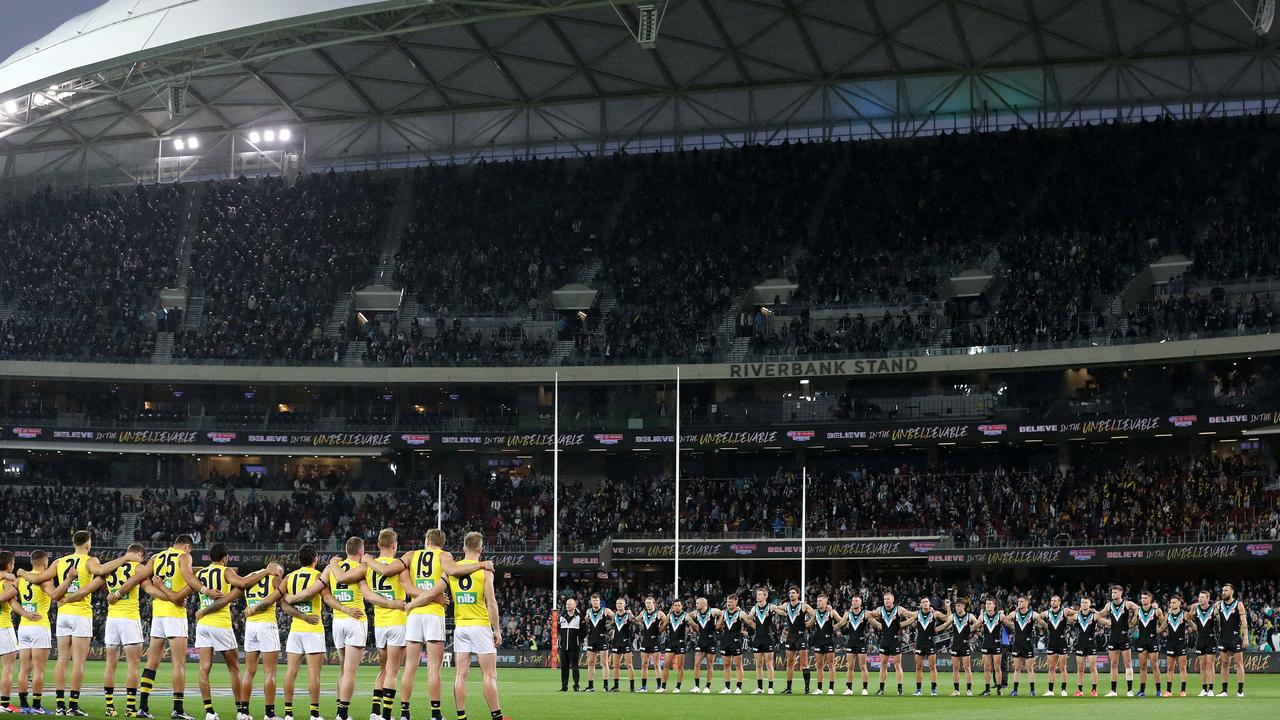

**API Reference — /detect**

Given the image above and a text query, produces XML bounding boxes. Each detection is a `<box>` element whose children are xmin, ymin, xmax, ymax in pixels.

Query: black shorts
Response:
<box><xmin>981</xmin><ymin>646</ymin><xmax>1002</xmax><ymax>657</ymax></box>
<box><xmin>1165</xmin><ymin>645</ymin><xmax>1187</xmax><ymax>658</ymax></box>
<box><xmin>1134</xmin><ymin>640</ymin><xmax>1158</xmax><ymax>654</ymax></box>
<box><xmin>915</xmin><ymin>644</ymin><xmax>936</xmax><ymax>657</ymax></box>
<box><xmin>847</xmin><ymin>643</ymin><xmax>867</xmax><ymax>656</ymax></box>
<box><xmin>1045</xmin><ymin>642</ymin><xmax>1068</xmax><ymax>656</ymax></box>
<box><xmin>695</xmin><ymin>642</ymin><xmax>717</xmax><ymax>655</ymax></box>
<box><xmin>1073</xmin><ymin>642</ymin><xmax>1097</xmax><ymax>657</ymax></box>
<box><xmin>951</xmin><ymin>645</ymin><xmax>971</xmax><ymax>658</ymax></box>
<box><xmin>1106</xmin><ymin>639</ymin><xmax>1130</xmax><ymax>652</ymax></box>
<box><xmin>1195</xmin><ymin>639</ymin><xmax>1217</xmax><ymax>655</ymax></box>
<box><xmin>784</xmin><ymin>640</ymin><xmax>808</xmax><ymax>652</ymax></box>
<box><xmin>811</xmin><ymin>644</ymin><xmax>834</xmax><ymax>655</ymax></box>
<box><xmin>640</xmin><ymin>641</ymin><xmax>661</xmax><ymax>654</ymax></box>
<box><xmin>880</xmin><ymin>638</ymin><xmax>901</xmax><ymax>656</ymax></box>
<box><xmin>610</xmin><ymin>643</ymin><xmax>631</xmax><ymax>654</ymax></box>
<box><xmin>752</xmin><ymin>642</ymin><xmax>775</xmax><ymax>654</ymax></box>
<box><xmin>1010</xmin><ymin>643</ymin><xmax>1034</xmax><ymax>659</ymax></box>
<box><xmin>720</xmin><ymin>643</ymin><xmax>743</xmax><ymax>657</ymax></box>
<box><xmin>584</xmin><ymin>641</ymin><xmax>608</xmax><ymax>653</ymax></box>
<box><xmin>1218</xmin><ymin>640</ymin><xmax>1243</xmax><ymax>654</ymax></box>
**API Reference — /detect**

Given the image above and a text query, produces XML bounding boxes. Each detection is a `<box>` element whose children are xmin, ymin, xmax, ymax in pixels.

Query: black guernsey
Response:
<box><xmin>1043</xmin><ymin>608</ymin><xmax>1068</xmax><ymax>653</ymax></box>
<box><xmin>694</xmin><ymin>610</ymin><xmax>718</xmax><ymax>653</ymax></box>
<box><xmin>719</xmin><ymin>609</ymin><xmax>745</xmax><ymax>655</ymax></box>
<box><xmin>1106</xmin><ymin>601</ymin><xmax>1132</xmax><ymax>646</ymax></box>
<box><xmin>809</xmin><ymin>610</ymin><xmax>835</xmax><ymax>653</ymax></box>
<box><xmin>1164</xmin><ymin>610</ymin><xmax>1189</xmax><ymax>656</ymax></box>
<box><xmin>1133</xmin><ymin>605</ymin><xmax>1160</xmax><ymax>651</ymax></box>
<box><xmin>914</xmin><ymin>611</ymin><xmax>937</xmax><ymax>654</ymax></box>
<box><xmin>750</xmin><ymin>604</ymin><xmax>775</xmax><ymax>652</ymax></box>
<box><xmin>1217</xmin><ymin>600</ymin><xmax>1243</xmax><ymax>651</ymax></box>
<box><xmin>610</xmin><ymin>611</ymin><xmax>634</xmax><ymax>652</ymax></box>
<box><xmin>783</xmin><ymin>601</ymin><xmax>808</xmax><ymax>650</ymax></box>
<box><xmin>664</xmin><ymin>611</ymin><xmax>689</xmax><ymax>654</ymax></box>
<box><xmin>979</xmin><ymin>611</ymin><xmax>1003</xmax><ymax>652</ymax></box>
<box><xmin>1191</xmin><ymin>602</ymin><xmax>1218</xmax><ymax>652</ymax></box>
<box><xmin>949</xmin><ymin>612</ymin><xmax>973</xmax><ymax>656</ymax></box>
<box><xmin>1072</xmin><ymin>610</ymin><xmax>1099</xmax><ymax>654</ymax></box>
<box><xmin>845</xmin><ymin>610</ymin><xmax>870</xmax><ymax>653</ymax></box>
<box><xmin>585</xmin><ymin>608</ymin><xmax>609</xmax><ymax>651</ymax></box>
<box><xmin>638</xmin><ymin>609</ymin><xmax>663</xmax><ymax>651</ymax></box>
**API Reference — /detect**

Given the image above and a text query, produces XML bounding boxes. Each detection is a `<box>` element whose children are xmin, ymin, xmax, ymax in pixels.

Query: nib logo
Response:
<box><xmin>908</xmin><ymin>541</ymin><xmax>937</xmax><ymax>553</ymax></box>
<box><xmin>977</xmin><ymin>424</ymin><xmax>1007</xmax><ymax>437</ymax></box>
<box><xmin>206</xmin><ymin>432</ymin><xmax>236</xmax><ymax>444</ymax></box>
<box><xmin>786</xmin><ymin>430</ymin><xmax>815</xmax><ymax>442</ymax></box>
<box><xmin>1069</xmin><ymin>549</ymin><xmax>1096</xmax><ymax>561</ymax></box>
<box><xmin>729</xmin><ymin>544</ymin><xmax>757</xmax><ymax>556</ymax></box>
<box><xmin>12</xmin><ymin>427</ymin><xmax>42</xmax><ymax>439</ymax></box>
<box><xmin>400</xmin><ymin>434</ymin><xmax>431</xmax><ymax>446</ymax></box>
<box><xmin>1246</xmin><ymin>543</ymin><xmax>1273</xmax><ymax>557</ymax></box>
<box><xmin>593</xmin><ymin>434</ymin><xmax>623</xmax><ymax>446</ymax></box>
<box><xmin>1168</xmin><ymin>415</ymin><xmax>1197</xmax><ymax>428</ymax></box>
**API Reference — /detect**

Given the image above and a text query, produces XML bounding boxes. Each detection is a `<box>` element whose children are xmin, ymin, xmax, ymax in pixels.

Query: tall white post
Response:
<box><xmin>674</xmin><ymin>367</ymin><xmax>681</xmax><ymax>601</ymax></box>
<box><xmin>436</xmin><ymin>473</ymin><xmax>442</xmax><ymax>528</ymax></box>
<box><xmin>801</xmin><ymin>466</ymin><xmax>807</xmax><ymax>601</ymax></box>
<box><xmin>553</xmin><ymin>372</ymin><xmax>560</xmax><ymax>613</ymax></box>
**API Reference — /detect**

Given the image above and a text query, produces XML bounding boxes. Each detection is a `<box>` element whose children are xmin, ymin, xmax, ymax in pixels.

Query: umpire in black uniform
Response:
<box><xmin>559</xmin><ymin>597</ymin><xmax>583</xmax><ymax>691</ymax></box>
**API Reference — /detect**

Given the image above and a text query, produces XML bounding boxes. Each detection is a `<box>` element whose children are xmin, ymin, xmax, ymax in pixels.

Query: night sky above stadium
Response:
<box><xmin>0</xmin><ymin>0</ymin><xmax>101</xmax><ymax>63</ymax></box>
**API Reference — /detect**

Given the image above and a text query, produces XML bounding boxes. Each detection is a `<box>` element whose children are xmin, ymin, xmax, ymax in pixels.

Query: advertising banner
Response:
<box><xmin>927</xmin><ymin>540</ymin><xmax>1279</xmax><ymax>567</ymax></box>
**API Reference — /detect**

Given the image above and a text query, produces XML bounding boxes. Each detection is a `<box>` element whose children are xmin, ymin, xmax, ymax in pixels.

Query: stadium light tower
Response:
<box><xmin>1233</xmin><ymin>0</ymin><xmax>1275</xmax><ymax>34</ymax></box>
<box><xmin>610</xmin><ymin>1</ymin><xmax>671</xmax><ymax>49</ymax></box>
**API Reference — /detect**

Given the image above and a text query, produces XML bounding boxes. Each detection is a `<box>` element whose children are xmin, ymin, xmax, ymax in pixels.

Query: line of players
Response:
<box><xmin>574</xmin><ymin>583</ymin><xmax>1250</xmax><ymax>699</ymax></box>
<box><xmin>0</xmin><ymin>529</ymin><xmax>510</xmax><ymax>720</ymax></box>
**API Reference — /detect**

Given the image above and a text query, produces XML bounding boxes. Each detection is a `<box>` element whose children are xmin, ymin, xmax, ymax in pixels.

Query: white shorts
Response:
<box><xmin>195</xmin><ymin>625</ymin><xmax>237</xmax><ymax>652</ymax></box>
<box><xmin>453</xmin><ymin>626</ymin><xmax>495</xmax><ymax>656</ymax></box>
<box><xmin>150</xmin><ymin>617</ymin><xmax>189</xmax><ymax>639</ymax></box>
<box><xmin>375</xmin><ymin>625</ymin><xmax>407</xmax><ymax>649</ymax></box>
<box><xmin>0</xmin><ymin>628</ymin><xmax>16</xmax><ymax>655</ymax></box>
<box><xmin>406</xmin><ymin>614</ymin><xmax>445</xmax><ymax>644</ymax></box>
<box><xmin>105</xmin><ymin>618</ymin><xmax>144</xmax><ymax>647</ymax></box>
<box><xmin>286</xmin><ymin>632</ymin><xmax>325</xmax><ymax>655</ymax></box>
<box><xmin>17</xmin><ymin>625</ymin><xmax>51</xmax><ymax>650</ymax></box>
<box><xmin>332</xmin><ymin>617</ymin><xmax>368</xmax><ymax>648</ymax></box>
<box><xmin>244</xmin><ymin>622</ymin><xmax>281</xmax><ymax>654</ymax></box>
<box><xmin>55</xmin><ymin>614</ymin><xmax>93</xmax><ymax>639</ymax></box>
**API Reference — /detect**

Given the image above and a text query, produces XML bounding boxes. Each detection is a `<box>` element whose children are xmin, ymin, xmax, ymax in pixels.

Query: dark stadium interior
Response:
<box><xmin>3</xmin><ymin>2</ymin><xmax>1280</xmax><ymax>715</ymax></box>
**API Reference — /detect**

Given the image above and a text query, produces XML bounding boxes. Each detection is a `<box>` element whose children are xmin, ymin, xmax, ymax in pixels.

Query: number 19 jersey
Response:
<box><xmin>408</xmin><ymin>549</ymin><xmax>445</xmax><ymax>618</ymax></box>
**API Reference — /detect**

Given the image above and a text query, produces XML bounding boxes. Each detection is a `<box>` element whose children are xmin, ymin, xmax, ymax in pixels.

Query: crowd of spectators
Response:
<box><xmin>584</xmin><ymin>141</ymin><xmax>828</xmax><ymax>362</ymax></box>
<box><xmin>132</xmin><ymin>485</ymin><xmax>352</xmax><ymax>545</ymax></box>
<box><xmin>393</xmin><ymin>157</ymin><xmax>620</xmax><ymax>316</ymax></box>
<box><xmin>0</xmin><ymin>184</ymin><xmax>181</xmax><ymax>359</ymax></box>
<box><xmin>549</xmin><ymin>454</ymin><xmax>1278</xmax><ymax>548</ymax></box>
<box><xmin>0</xmin><ymin>485</ymin><xmax>121</xmax><ymax>545</ymax></box>
<box><xmin>359</xmin><ymin>316</ymin><xmax>551</xmax><ymax>367</ymax></box>
<box><xmin>749</xmin><ymin>308</ymin><xmax>942</xmax><ymax>358</ymax></box>
<box><xmin>174</xmin><ymin>171</ymin><xmax>394</xmax><ymax>362</ymax></box>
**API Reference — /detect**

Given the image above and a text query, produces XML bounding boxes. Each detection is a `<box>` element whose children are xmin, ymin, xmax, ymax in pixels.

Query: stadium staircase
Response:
<box><xmin>173</xmin><ymin>183</ymin><xmax>206</xmax><ymax>288</ymax></box>
<box><xmin>0</xmin><ymin>299</ymin><xmax>18</xmax><ymax>325</ymax></box>
<box><xmin>342</xmin><ymin>340</ymin><xmax>366</xmax><ymax>367</ymax></box>
<box><xmin>182</xmin><ymin>295</ymin><xmax>207</xmax><ymax>331</ymax></box>
<box><xmin>151</xmin><ymin>332</ymin><xmax>175</xmax><ymax>364</ymax></box>
<box><xmin>327</xmin><ymin>297</ymin><xmax>353</xmax><ymax>339</ymax></box>
<box><xmin>372</xmin><ymin>172</ymin><xmax>414</xmax><ymax>285</ymax></box>
<box><xmin>115</xmin><ymin>512</ymin><xmax>139</xmax><ymax>544</ymax></box>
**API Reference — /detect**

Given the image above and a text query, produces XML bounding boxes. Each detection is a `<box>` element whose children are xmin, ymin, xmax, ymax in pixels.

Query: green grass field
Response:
<box><xmin>8</xmin><ymin>661</ymin><xmax>1279</xmax><ymax>720</ymax></box>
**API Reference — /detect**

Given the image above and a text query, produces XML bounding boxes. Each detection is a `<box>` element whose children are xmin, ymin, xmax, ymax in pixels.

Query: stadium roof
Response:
<box><xmin>2</xmin><ymin>0</ymin><xmax>1279</xmax><ymax>186</ymax></box>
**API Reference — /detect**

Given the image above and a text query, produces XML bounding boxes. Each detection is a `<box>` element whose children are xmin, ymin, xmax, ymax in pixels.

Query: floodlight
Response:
<box><xmin>249</xmin><ymin>130</ymin><xmax>261</xmax><ymax>143</ymax></box>
<box><xmin>173</xmin><ymin>138</ymin><xmax>185</xmax><ymax>151</ymax></box>
<box><xmin>264</xmin><ymin>129</ymin><xmax>276</xmax><ymax>142</ymax></box>
<box><xmin>188</xmin><ymin>136</ymin><xmax>199</xmax><ymax>149</ymax></box>
<box><xmin>279</xmin><ymin>128</ymin><xmax>292</xmax><ymax>142</ymax></box>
